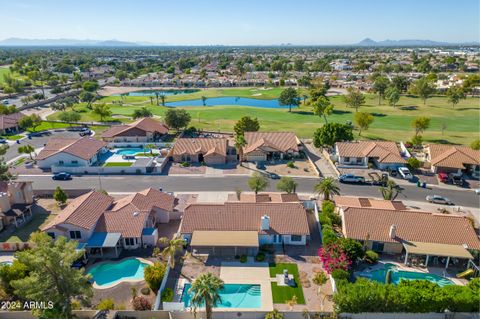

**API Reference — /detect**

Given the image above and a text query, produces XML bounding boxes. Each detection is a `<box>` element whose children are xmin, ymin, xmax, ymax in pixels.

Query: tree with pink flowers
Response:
<box><xmin>318</xmin><ymin>244</ymin><xmax>351</xmax><ymax>274</ymax></box>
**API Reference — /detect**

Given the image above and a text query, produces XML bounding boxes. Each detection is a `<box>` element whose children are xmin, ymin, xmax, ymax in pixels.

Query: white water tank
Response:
<box><xmin>389</xmin><ymin>224</ymin><xmax>397</xmax><ymax>239</ymax></box>
<box><xmin>261</xmin><ymin>215</ymin><xmax>270</xmax><ymax>231</ymax></box>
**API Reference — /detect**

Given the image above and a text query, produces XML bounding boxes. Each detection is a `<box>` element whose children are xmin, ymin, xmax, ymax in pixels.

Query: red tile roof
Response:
<box><xmin>171</xmin><ymin>138</ymin><xmax>227</xmax><ymax>157</ymax></box>
<box><xmin>243</xmin><ymin>132</ymin><xmax>299</xmax><ymax>154</ymax></box>
<box><xmin>336</xmin><ymin>141</ymin><xmax>406</xmax><ymax>164</ymax></box>
<box><xmin>181</xmin><ymin>202</ymin><xmax>310</xmax><ymax>235</ymax></box>
<box><xmin>111</xmin><ymin>188</ymin><xmax>177</xmax><ymax>212</ymax></box>
<box><xmin>0</xmin><ymin>113</ymin><xmax>25</xmax><ymax>130</ymax></box>
<box><xmin>428</xmin><ymin>144</ymin><xmax>480</xmax><ymax>169</ymax></box>
<box><xmin>101</xmin><ymin>117</ymin><xmax>168</xmax><ymax>138</ymax></box>
<box><xmin>239</xmin><ymin>192</ymin><xmax>300</xmax><ymax>203</ymax></box>
<box><xmin>36</xmin><ymin>137</ymin><xmax>106</xmax><ymax>160</ymax></box>
<box><xmin>342</xmin><ymin>207</ymin><xmax>480</xmax><ymax>249</ymax></box>
<box><xmin>334</xmin><ymin>196</ymin><xmax>407</xmax><ymax>210</ymax></box>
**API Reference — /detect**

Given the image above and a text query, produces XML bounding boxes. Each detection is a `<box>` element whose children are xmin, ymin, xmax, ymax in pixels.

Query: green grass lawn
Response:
<box><xmin>0</xmin><ymin>212</ymin><xmax>54</xmax><ymax>243</ymax></box>
<box><xmin>0</xmin><ymin>67</ymin><xmax>11</xmax><ymax>84</ymax></box>
<box><xmin>269</xmin><ymin>263</ymin><xmax>306</xmax><ymax>304</ymax></box>
<box><xmin>47</xmin><ymin>89</ymin><xmax>480</xmax><ymax>145</ymax></box>
<box><xmin>0</xmin><ymin>134</ymin><xmax>23</xmax><ymax>140</ymax></box>
<box><xmin>103</xmin><ymin>162</ymin><xmax>133</xmax><ymax>167</ymax></box>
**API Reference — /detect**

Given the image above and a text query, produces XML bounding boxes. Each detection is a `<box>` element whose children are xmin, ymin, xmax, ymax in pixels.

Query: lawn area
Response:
<box><xmin>47</xmin><ymin>89</ymin><xmax>480</xmax><ymax>145</ymax></box>
<box><xmin>0</xmin><ymin>134</ymin><xmax>23</xmax><ymax>140</ymax></box>
<box><xmin>269</xmin><ymin>263</ymin><xmax>306</xmax><ymax>304</ymax></box>
<box><xmin>103</xmin><ymin>162</ymin><xmax>132</xmax><ymax>167</ymax></box>
<box><xmin>0</xmin><ymin>66</ymin><xmax>11</xmax><ymax>84</ymax></box>
<box><xmin>0</xmin><ymin>212</ymin><xmax>55</xmax><ymax>243</ymax></box>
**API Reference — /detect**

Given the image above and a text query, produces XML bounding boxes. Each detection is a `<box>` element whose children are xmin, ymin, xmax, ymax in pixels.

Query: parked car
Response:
<box><xmin>398</xmin><ymin>167</ymin><xmax>413</xmax><ymax>180</ymax></box>
<box><xmin>426</xmin><ymin>195</ymin><xmax>453</xmax><ymax>205</ymax></box>
<box><xmin>2</xmin><ymin>99</ymin><xmax>9</xmax><ymax>105</ymax></box>
<box><xmin>79</xmin><ymin>129</ymin><xmax>92</xmax><ymax>137</ymax></box>
<box><xmin>387</xmin><ymin>167</ymin><xmax>398</xmax><ymax>177</ymax></box>
<box><xmin>437</xmin><ymin>172</ymin><xmax>448</xmax><ymax>183</ymax></box>
<box><xmin>0</xmin><ymin>138</ymin><xmax>6</xmax><ymax>144</ymax></box>
<box><xmin>52</xmin><ymin>172</ymin><xmax>72</xmax><ymax>180</ymax></box>
<box><xmin>255</xmin><ymin>162</ymin><xmax>266</xmax><ymax>170</ymax></box>
<box><xmin>474</xmin><ymin>188</ymin><xmax>480</xmax><ymax>195</ymax></box>
<box><xmin>448</xmin><ymin>173</ymin><xmax>465</xmax><ymax>186</ymax></box>
<box><xmin>339</xmin><ymin>174</ymin><xmax>365</xmax><ymax>184</ymax></box>
<box><xmin>267</xmin><ymin>172</ymin><xmax>280</xmax><ymax>180</ymax></box>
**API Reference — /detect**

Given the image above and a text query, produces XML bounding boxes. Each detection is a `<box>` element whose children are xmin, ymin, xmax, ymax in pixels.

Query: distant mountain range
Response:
<box><xmin>0</xmin><ymin>38</ymin><xmax>152</xmax><ymax>46</ymax></box>
<box><xmin>356</xmin><ymin>38</ymin><xmax>479</xmax><ymax>47</ymax></box>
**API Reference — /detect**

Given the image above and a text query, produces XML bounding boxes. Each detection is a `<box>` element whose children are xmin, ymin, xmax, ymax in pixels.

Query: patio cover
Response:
<box><xmin>191</xmin><ymin>231</ymin><xmax>259</xmax><ymax>247</ymax></box>
<box><xmin>86</xmin><ymin>232</ymin><xmax>121</xmax><ymax>248</ymax></box>
<box><xmin>403</xmin><ymin>241</ymin><xmax>473</xmax><ymax>259</ymax></box>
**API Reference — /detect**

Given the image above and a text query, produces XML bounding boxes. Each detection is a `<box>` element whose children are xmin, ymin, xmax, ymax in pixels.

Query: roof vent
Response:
<box><xmin>389</xmin><ymin>224</ymin><xmax>397</xmax><ymax>239</ymax></box>
<box><xmin>261</xmin><ymin>215</ymin><xmax>270</xmax><ymax>231</ymax></box>
<box><xmin>133</xmin><ymin>211</ymin><xmax>140</xmax><ymax>217</ymax></box>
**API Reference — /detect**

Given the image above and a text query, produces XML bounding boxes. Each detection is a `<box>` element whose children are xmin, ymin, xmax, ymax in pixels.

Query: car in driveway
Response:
<box><xmin>267</xmin><ymin>172</ymin><xmax>280</xmax><ymax>180</ymax></box>
<box><xmin>426</xmin><ymin>195</ymin><xmax>453</xmax><ymax>205</ymax></box>
<box><xmin>437</xmin><ymin>172</ymin><xmax>448</xmax><ymax>183</ymax></box>
<box><xmin>398</xmin><ymin>167</ymin><xmax>413</xmax><ymax>180</ymax></box>
<box><xmin>52</xmin><ymin>172</ymin><xmax>72</xmax><ymax>180</ymax></box>
<box><xmin>255</xmin><ymin>162</ymin><xmax>266</xmax><ymax>170</ymax></box>
<box><xmin>339</xmin><ymin>174</ymin><xmax>365</xmax><ymax>184</ymax></box>
<box><xmin>79</xmin><ymin>129</ymin><xmax>92</xmax><ymax>137</ymax></box>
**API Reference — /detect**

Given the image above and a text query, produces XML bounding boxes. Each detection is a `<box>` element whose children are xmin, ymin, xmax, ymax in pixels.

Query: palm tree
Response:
<box><xmin>189</xmin><ymin>272</ymin><xmax>224</xmax><ymax>319</ymax></box>
<box><xmin>313</xmin><ymin>177</ymin><xmax>340</xmax><ymax>201</ymax></box>
<box><xmin>234</xmin><ymin>134</ymin><xmax>246</xmax><ymax>164</ymax></box>
<box><xmin>18</xmin><ymin>145</ymin><xmax>36</xmax><ymax>161</ymax></box>
<box><xmin>158</xmin><ymin>236</ymin><xmax>184</xmax><ymax>269</ymax></box>
<box><xmin>201</xmin><ymin>96</ymin><xmax>207</xmax><ymax>106</ymax></box>
<box><xmin>154</xmin><ymin>92</ymin><xmax>160</xmax><ymax>106</ymax></box>
<box><xmin>380</xmin><ymin>180</ymin><xmax>401</xmax><ymax>200</ymax></box>
<box><xmin>160</xmin><ymin>95</ymin><xmax>166</xmax><ymax>106</ymax></box>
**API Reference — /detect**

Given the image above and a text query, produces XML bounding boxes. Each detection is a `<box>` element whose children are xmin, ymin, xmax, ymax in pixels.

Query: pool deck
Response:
<box><xmin>219</xmin><ymin>260</ymin><xmax>273</xmax><ymax>311</ymax></box>
<box><xmin>87</xmin><ymin>257</ymin><xmax>154</xmax><ymax>290</ymax></box>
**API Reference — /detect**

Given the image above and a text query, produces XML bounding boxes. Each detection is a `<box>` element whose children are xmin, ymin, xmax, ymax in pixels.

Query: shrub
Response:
<box><xmin>286</xmin><ymin>161</ymin><xmax>295</xmax><ymax>168</ymax></box>
<box><xmin>319</xmin><ymin>213</ymin><xmax>332</xmax><ymax>226</ymax></box>
<box><xmin>337</xmin><ymin>238</ymin><xmax>365</xmax><ymax>261</ymax></box>
<box><xmin>140</xmin><ymin>287</ymin><xmax>150</xmax><ymax>295</ymax></box>
<box><xmin>318</xmin><ymin>244</ymin><xmax>352</xmax><ymax>274</ymax></box>
<box><xmin>71</xmin><ymin>300</ymin><xmax>81</xmax><ymax>310</ymax></box>
<box><xmin>407</xmin><ymin>157</ymin><xmax>422</xmax><ymax>170</ymax></box>
<box><xmin>331</xmin><ymin>269</ymin><xmax>349</xmax><ymax>281</ymax></box>
<box><xmin>239</xmin><ymin>255</ymin><xmax>248</xmax><ymax>263</ymax></box>
<box><xmin>365</xmin><ymin>250</ymin><xmax>379</xmax><ymax>264</ymax></box>
<box><xmin>161</xmin><ymin>288</ymin><xmax>174</xmax><ymax>302</ymax></box>
<box><xmin>144</xmin><ymin>262</ymin><xmax>166</xmax><ymax>293</ymax></box>
<box><xmin>180</xmin><ymin>161</ymin><xmax>190</xmax><ymax>167</ymax></box>
<box><xmin>312</xmin><ymin>271</ymin><xmax>328</xmax><ymax>286</ymax></box>
<box><xmin>322</xmin><ymin>200</ymin><xmax>335</xmax><ymax>214</ymax></box>
<box><xmin>130</xmin><ymin>287</ymin><xmax>137</xmax><ymax>299</ymax></box>
<box><xmin>132</xmin><ymin>296</ymin><xmax>151</xmax><ymax>311</ymax></box>
<box><xmin>255</xmin><ymin>252</ymin><xmax>265</xmax><ymax>262</ymax></box>
<box><xmin>321</xmin><ymin>228</ymin><xmax>338</xmax><ymax>246</ymax></box>
<box><xmin>97</xmin><ymin>298</ymin><xmax>115</xmax><ymax>311</ymax></box>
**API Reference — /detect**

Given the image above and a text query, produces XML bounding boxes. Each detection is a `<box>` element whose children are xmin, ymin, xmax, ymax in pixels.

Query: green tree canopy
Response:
<box><xmin>276</xmin><ymin>176</ymin><xmax>298</xmax><ymax>194</ymax></box>
<box><xmin>53</xmin><ymin>186</ymin><xmax>67</xmax><ymax>205</ymax></box>
<box><xmin>354</xmin><ymin>112</ymin><xmax>374</xmax><ymax>136</ymax></box>
<box><xmin>385</xmin><ymin>86</ymin><xmax>400</xmax><ymax>107</ymax></box>
<box><xmin>314</xmin><ymin>177</ymin><xmax>340</xmax><ymax>201</ymax></box>
<box><xmin>372</xmin><ymin>76</ymin><xmax>390</xmax><ymax>105</ymax></box>
<box><xmin>470</xmin><ymin>139</ymin><xmax>480</xmax><ymax>150</ymax></box>
<box><xmin>143</xmin><ymin>262</ymin><xmax>166</xmax><ymax>293</ymax></box>
<box><xmin>58</xmin><ymin>111</ymin><xmax>81</xmax><ymax>125</ymax></box>
<box><xmin>164</xmin><ymin>109</ymin><xmax>191</xmax><ymax>131</ymax></box>
<box><xmin>409</xmin><ymin>77</ymin><xmax>435</xmax><ymax>105</ymax></box>
<box><xmin>132</xmin><ymin>107</ymin><xmax>153</xmax><ymax>119</ymax></box>
<box><xmin>233</xmin><ymin>116</ymin><xmax>260</xmax><ymax>136</ymax></box>
<box><xmin>312</xmin><ymin>96</ymin><xmax>334</xmax><ymax>124</ymax></box>
<box><xmin>92</xmin><ymin>103</ymin><xmax>112</xmax><ymax>122</ymax></box>
<box><xmin>248</xmin><ymin>172</ymin><xmax>269</xmax><ymax>194</ymax></box>
<box><xmin>189</xmin><ymin>273</ymin><xmax>224</xmax><ymax>319</ymax></box>
<box><xmin>411</xmin><ymin>116</ymin><xmax>431</xmax><ymax>137</ymax></box>
<box><xmin>343</xmin><ymin>88</ymin><xmax>365</xmax><ymax>112</ymax></box>
<box><xmin>278</xmin><ymin>87</ymin><xmax>300</xmax><ymax>112</ymax></box>
<box><xmin>446</xmin><ymin>86</ymin><xmax>466</xmax><ymax>108</ymax></box>
<box><xmin>313</xmin><ymin>123</ymin><xmax>354</xmax><ymax>148</ymax></box>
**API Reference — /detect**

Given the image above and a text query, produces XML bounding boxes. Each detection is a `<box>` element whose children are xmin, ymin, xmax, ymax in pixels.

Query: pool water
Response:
<box><xmin>115</xmin><ymin>148</ymin><xmax>152</xmax><ymax>155</ymax></box>
<box><xmin>87</xmin><ymin>259</ymin><xmax>149</xmax><ymax>287</ymax></box>
<box><xmin>166</xmin><ymin>96</ymin><xmax>295</xmax><ymax>109</ymax></box>
<box><xmin>116</xmin><ymin>89</ymin><xmax>199</xmax><ymax>96</ymax></box>
<box><xmin>182</xmin><ymin>283</ymin><xmax>261</xmax><ymax>309</ymax></box>
<box><xmin>357</xmin><ymin>263</ymin><xmax>454</xmax><ymax>287</ymax></box>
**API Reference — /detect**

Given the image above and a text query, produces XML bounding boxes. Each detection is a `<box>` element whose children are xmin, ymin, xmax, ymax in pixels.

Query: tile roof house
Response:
<box><xmin>180</xmin><ymin>202</ymin><xmax>310</xmax><ymax>256</ymax></box>
<box><xmin>0</xmin><ymin>113</ymin><xmax>25</xmax><ymax>135</ymax></box>
<box><xmin>0</xmin><ymin>181</ymin><xmax>34</xmax><ymax>231</ymax></box>
<box><xmin>425</xmin><ymin>144</ymin><xmax>480</xmax><ymax>178</ymax></box>
<box><xmin>36</xmin><ymin>137</ymin><xmax>107</xmax><ymax>170</ymax></box>
<box><xmin>339</xmin><ymin>206</ymin><xmax>480</xmax><ymax>264</ymax></box>
<box><xmin>171</xmin><ymin>138</ymin><xmax>235</xmax><ymax>165</ymax></box>
<box><xmin>101</xmin><ymin>117</ymin><xmax>169</xmax><ymax>143</ymax></box>
<box><xmin>334</xmin><ymin>141</ymin><xmax>406</xmax><ymax>170</ymax></box>
<box><xmin>42</xmin><ymin>188</ymin><xmax>183</xmax><ymax>256</ymax></box>
<box><xmin>238</xmin><ymin>192</ymin><xmax>300</xmax><ymax>203</ymax></box>
<box><xmin>334</xmin><ymin>196</ymin><xmax>407</xmax><ymax>211</ymax></box>
<box><xmin>243</xmin><ymin>132</ymin><xmax>301</xmax><ymax>162</ymax></box>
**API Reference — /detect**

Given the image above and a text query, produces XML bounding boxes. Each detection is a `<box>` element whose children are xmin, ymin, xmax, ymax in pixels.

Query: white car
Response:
<box><xmin>398</xmin><ymin>167</ymin><xmax>413</xmax><ymax>180</ymax></box>
<box><xmin>426</xmin><ymin>195</ymin><xmax>453</xmax><ymax>205</ymax></box>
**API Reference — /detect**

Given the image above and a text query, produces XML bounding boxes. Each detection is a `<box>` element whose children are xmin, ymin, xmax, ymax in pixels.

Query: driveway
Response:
<box><xmin>303</xmin><ymin>142</ymin><xmax>337</xmax><ymax>178</ymax></box>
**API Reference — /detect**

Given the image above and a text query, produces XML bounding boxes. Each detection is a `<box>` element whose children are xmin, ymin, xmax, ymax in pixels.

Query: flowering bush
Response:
<box><xmin>318</xmin><ymin>244</ymin><xmax>351</xmax><ymax>274</ymax></box>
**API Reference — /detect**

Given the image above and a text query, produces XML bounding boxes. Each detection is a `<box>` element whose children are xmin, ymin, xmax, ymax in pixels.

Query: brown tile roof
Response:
<box><xmin>0</xmin><ymin>113</ymin><xmax>25</xmax><ymax>130</ymax></box>
<box><xmin>428</xmin><ymin>144</ymin><xmax>480</xmax><ymax>169</ymax></box>
<box><xmin>41</xmin><ymin>191</ymin><xmax>113</xmax><ymax>231</ymax></box>
<box><xmin>243</xmin><ymin>132</ymin><xmax>299</xmax><ymax>154</ymax></box>
<box><xmin>336</xmin><ymin>141</ymin><xmax>406</xmax><ymax>164</ymax></box>
<box><xmin>36</xmin><ymin>137</ymin><xmax>106</xmax><ymax>160</ymax></box>
<box><xmin>111</xmin><ymin>188</ymin><xmax>177</xmax><ymax>212</ymax></box>
<box><xmin>239</xmin><ymin>192</ymin><xmax>300</xmax><ymax>203</ymax></box>
<box><xmin>95</xmin><ymin>209</ymin><xmax>149</xmax><ymax>238</ymax></box>
<box><xmin>101</xmin><ymin>117</ymin><xmax>168</xmax><ymax>138</ymax></box>
<box><xmin>342</xmin><ymin>207</ymin><xmax>480</xmax><ymax>249</ymax></box>
<box><xmin>334</xmin><ymin>196</ymin><xmax>407</xmax><ymax>210</ymax></box>
<box><xmin>171</xmin><ymin>138</ymin><xmax>227</xmax><ymax>156</ymax></box>
<box><xmin>181</xmin><ymin>202</ymin><xmax>310</xmax><ymax>236</ymax></box>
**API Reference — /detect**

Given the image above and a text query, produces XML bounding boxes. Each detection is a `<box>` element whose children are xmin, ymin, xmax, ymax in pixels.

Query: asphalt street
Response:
<box><xmin>16</xmin><ymin>174</ymin><xmax>480</xmax><ymax>208</ymax></box>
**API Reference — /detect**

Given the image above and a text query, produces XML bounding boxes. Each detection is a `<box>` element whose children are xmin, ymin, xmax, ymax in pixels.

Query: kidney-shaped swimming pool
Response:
<box><xmin>87</xmin><ymin>258</ymin><xmax>152</xmax><ymax>288</ymax></box>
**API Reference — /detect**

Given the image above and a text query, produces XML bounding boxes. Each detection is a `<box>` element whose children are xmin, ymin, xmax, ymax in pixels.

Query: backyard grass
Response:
<box><xmin>0</xmin><ymin>212</ymin><xmax>55</xmax><ymax>243</ymax></box>
<box><xmin>103</xmin><ymin>162</ymin><xmax>133</xmax><ymax>167</ymax></box>
<box><xmin>269</xmin><ymin>263</ymin><xmax>306</xmax><ymax>304</ymax></box>
<box><xmin>47</xmin><ymin>89</ymin><xmax>480</xmax><ymax>145</ymax></box>
<box><xmin>0</xmin><ymin>134</ymin><xmax>23</xmax><ymax>140</ymax></box>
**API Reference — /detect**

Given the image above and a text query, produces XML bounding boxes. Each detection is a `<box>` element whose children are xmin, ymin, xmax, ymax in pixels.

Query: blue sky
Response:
<box><xmin>1</xmin><ymin>0</ymin><xmax>478</xmax><ymax>45</ymax></box>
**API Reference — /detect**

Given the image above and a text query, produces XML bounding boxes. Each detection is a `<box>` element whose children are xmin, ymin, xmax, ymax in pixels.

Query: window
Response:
<box><xmin>71</xmin><ymin>160</ymin><xmax>78</xmax><ymax>164</ymax></box>
<box><xmin>344</xmin><ymin>157</ymin><xmax>350</xmax><ymax>162</ymax></box>
<box><xmin>59</xmin><ymin>160</ymin><xmax>64</xmax><ymax>165</ymax></box>
<box><xmin>372</xmin><ymin>241</ymin><xmax>384</xmax><ymax>252</ymax></box>
<box><xmin>125</xmin><ymin>238</ymin><xmax>136</xmax><ymax>246</ymax></box>
<box><xmin>291</xmin><ymin>235</ymin><xmax>302</xmax><ymax>242</ymax></box>
<box><xmin>69</xmin><ymin>231</ymin><xmax>81</xmax><ymax>239</ymax></box>
<box><xmin>356</xmin><ymin>157</ymin><xmax>363</xmax><ymax>164</ymax></box>
<box><xmin>47</xmin><ymin>232</ymin><xmax>55</xmax><ymax>239</ymax></box>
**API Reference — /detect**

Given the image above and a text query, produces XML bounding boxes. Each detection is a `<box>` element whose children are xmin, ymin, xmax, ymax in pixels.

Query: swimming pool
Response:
<box><xmin>116</xmin><ymin>89</ymin><xmax>199</xmax><ymax>96</ymax></box>
<box><xmin>115</xmin><ymin>148</ymin><xmax>152</xmax><ymax>155</ymax></box>
<box><xmin>166</xmin><ymin>96</ymin><xmax>294</xmax><ymax>109</ymax></box>
<box><xmin>357</xmin><ymin>263</ymin><xmax>454</xmax><ymax>287</ymax></box>
<box><xmin>87</xmin><ymin>258</ymin><xmax>150</xmax><ymax>288</ymax></box>
<box><xmin>182</xmin><ymin>283</ymin><xmax>261</xmax><ymax>309</ymax></box>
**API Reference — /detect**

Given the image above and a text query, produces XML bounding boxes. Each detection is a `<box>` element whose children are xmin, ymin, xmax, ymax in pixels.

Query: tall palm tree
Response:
<box><xmin>158</xmin><ymin>236</ymin><xmax>184</xmax><ymax>269</ymax></box>
<box><xmin>234</xmin><ymin>134</ymin><xmax>246</xmax><ymax>164</ymax></box>
<box><xmin>201</xmin><ymin>96</ymin><xmax>207</xmax><ymax>106</ymax></box>
<box><xmin>18</xmin><ymin>145</ymin><xmax>36</xmax><ymax>161</ymax></box>
<box><xmin>313</xmin><ymin>177</ymin><xmax>340</xmax><ymax>201</ymax></box>
<box><xmin>189</xmin><ymin>272</ymin><xmax>224</xmax><ymax>319</ymax></box>
<box><xmin>160</xmin><ymin>95</ymin><xmax>166</xmax><ymax>106</ymax></box>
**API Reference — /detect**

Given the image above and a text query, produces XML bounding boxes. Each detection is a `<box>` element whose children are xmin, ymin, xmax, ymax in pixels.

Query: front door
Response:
<box><xmin>274</xmin><ymin>235</ymin><xmax>282</xmax><ymax>244</ymax></box>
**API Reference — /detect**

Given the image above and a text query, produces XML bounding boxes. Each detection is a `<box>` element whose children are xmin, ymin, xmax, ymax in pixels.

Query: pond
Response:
<box><xmin>116</xmin><ymin>89</ymin><xmax>200</xmax><ymax>96</ymax></box>
<box><xmin>165</xmin><ymin>96</ymin><xmax>294</xmax><ymax>109</ymax></box>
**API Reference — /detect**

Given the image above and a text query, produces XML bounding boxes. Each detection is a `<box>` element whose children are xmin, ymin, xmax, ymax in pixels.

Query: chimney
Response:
<box><xmin>261</xmin><ymin>215</ymin><xmax>270</xmax><ymax>231</ymax></box>
<box><xmin>389</xmin><ymin>224</ymin><xmax>397</xmax><ymax>239</ymax></box>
